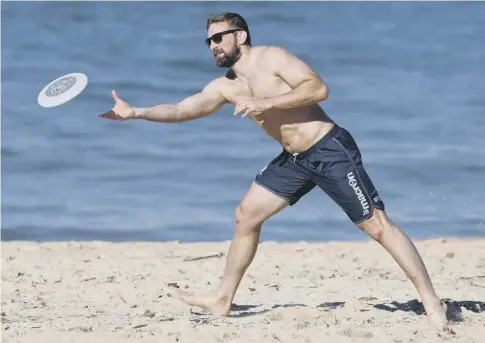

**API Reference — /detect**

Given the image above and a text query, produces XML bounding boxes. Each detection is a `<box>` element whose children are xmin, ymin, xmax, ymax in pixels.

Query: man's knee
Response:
<box><xmin>235</xmin><ymin>201</ymin><xmax>264</xmax><ymax>234</ymax></box>
<box><xmin>357</xmin><ymin>209</ymin><xmax>393</xmax><ymax>242</ymax></box>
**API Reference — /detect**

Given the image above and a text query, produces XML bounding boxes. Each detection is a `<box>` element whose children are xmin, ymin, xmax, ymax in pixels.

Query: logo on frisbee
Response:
<box><xmin>45</xmin><ymin>76</ymin><xmax>77</xmax><ymax>97</ymax></box>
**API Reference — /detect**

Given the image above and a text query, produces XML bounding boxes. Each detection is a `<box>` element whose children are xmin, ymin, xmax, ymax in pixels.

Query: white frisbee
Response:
<box><xmin>37</xmin><ymin>73</ymin><xmax>88</xmax><ymax>108</ymax></box>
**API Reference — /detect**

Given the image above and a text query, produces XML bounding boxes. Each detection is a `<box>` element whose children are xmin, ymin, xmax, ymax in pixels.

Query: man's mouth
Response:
<box><xmin>214</xmin><ymin>52</ymin><xmax>224</xmax><ymax>58</ymax></box>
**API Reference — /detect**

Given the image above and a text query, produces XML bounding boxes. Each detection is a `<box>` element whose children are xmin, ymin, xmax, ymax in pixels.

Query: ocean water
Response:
<box><xmin>2</xmin><ymin>1</ymin><xmax>484</xmax><ymax>243</ymax></box>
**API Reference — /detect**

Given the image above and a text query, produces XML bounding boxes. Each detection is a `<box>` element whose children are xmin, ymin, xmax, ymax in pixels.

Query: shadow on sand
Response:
<box><xmin>227</xmin><ymin>301</ymin><xmax>346</xmax><ymax>318</ymax></box>
<box><xmin>190</xmin><ymin>297</ymin><xmax>484</xmax><ymax>323</ymax></box>
<box><xmin>189</xmin><ymin>301</ymin><xmax>347</xmax><ymax>318</ymax></box>
<box><xmin>373</xmin><ymin>298</ymin><xmax>485</xmax><ymax>322</ymax></box>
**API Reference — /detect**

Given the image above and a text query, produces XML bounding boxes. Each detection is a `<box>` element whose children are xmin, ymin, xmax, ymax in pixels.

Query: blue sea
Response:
<box><xmin>2</xmin><ymin>1</ymin><xmax>484</xmax><ymax>243</ymax></box>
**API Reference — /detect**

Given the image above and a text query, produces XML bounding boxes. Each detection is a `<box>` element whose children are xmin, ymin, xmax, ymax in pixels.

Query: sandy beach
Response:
<box><xmin>1</xmin><ymin>237</ymin><xmax>484</xmax><ymax>343</ymax></box>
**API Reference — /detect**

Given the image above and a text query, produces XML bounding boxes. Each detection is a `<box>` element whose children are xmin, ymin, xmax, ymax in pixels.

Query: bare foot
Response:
<box><xmin>180</xmin><ymin>292</ymin><xmax>232</xmax><ymax>317</ymax></box>
<box><xmin>426</xmin><ymin>301</ymin><xmax>449</xmax><ymax>331</ymax></box>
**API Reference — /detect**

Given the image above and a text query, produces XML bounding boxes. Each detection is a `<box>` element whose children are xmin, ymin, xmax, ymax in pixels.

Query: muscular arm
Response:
<box><xmin>264</xmin><ymin>46</ymin><xmax>329</xmax><ymax>110</ymax></box>
<box><xmin>134</xmin><ymin>81</ymin><xmax>227</xmax><ymax>123</ymax></box>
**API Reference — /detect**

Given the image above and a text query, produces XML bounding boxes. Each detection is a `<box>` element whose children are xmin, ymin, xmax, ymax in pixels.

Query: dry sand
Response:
<box><xmin>1</xmin><ymin>237</ymin><xmax>484</xmax><ymax>343</ymax></box>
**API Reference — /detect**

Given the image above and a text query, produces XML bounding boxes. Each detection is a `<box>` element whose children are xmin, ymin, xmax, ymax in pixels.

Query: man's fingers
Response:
<box><xmin>234</xmin><ymin>101</ymin><xmax>247</xmax><ymax>116</ymax></box>
<box><xmin>98</xmin><ymin>110</ymin><xmax>119</xmax><ymax>120</ymax></box>
<box><xmin>234</xmin><ymin>104</ymin><xmax>241</xmax><ymax>116</ymax></box>
<box><xmin>242</xmin><ymin>108</ymin><xmax>264</xmax><ymax>118</ymax></box>
<box><xmin>102</xmin><ymin>91</ymin><xmax>129</xmax><ymax>120</ymax></box>
<box><xmin>241</xmin><ymin>108</ymin><xmax>253</xmax><ymax>118</ymax></box>
<box><xmin>112</xmin><ymin>90</ymin><xmax>125</xmax><ymax>105</ymax></box>
<box><xmin>98</xmin><ymin>110</ymin><xmax>114</xmax><ymax>119</ymax></box>
<box><xmin>112</xmin><ymin>90</ymin><xmax>119</xmax><ymax>101</ymax></box>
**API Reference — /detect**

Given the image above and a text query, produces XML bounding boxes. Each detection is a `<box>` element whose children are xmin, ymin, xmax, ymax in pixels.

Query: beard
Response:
<box><xmin>214</xmin><ymin>43</ymin><xmax>241</xmax><ymax>68</ymax></box>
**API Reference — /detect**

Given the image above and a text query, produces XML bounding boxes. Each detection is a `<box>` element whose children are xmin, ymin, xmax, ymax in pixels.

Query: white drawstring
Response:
<box><xmin>293</xmin><ymin>153</ymin><xmax>299</xmax><ymax>162</ymax></box>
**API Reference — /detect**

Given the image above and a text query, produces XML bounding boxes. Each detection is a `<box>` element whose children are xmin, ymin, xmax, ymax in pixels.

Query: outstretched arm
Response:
<box><xmin>99</xmin><ymin>81</ymin><xmax>227</xmax><ymax>123</ymax></box>
<box><xmin>135</xmin><ymin>83</ymin><xmax>227</xmax><ymax>123</ymax></box>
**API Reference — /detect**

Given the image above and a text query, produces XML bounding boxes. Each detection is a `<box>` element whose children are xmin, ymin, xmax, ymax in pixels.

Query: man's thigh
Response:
<box><xmin>254</xmin><ymin>150</ymin><xmax>316</xmax><ymax>207</ymax></box>
<box><xmin>237</xmin><ymin>181</ymin><xmax>290</xmax><ymax>226</ymax></box>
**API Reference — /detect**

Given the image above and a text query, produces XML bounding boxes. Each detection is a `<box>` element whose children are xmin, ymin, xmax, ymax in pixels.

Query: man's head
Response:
<box><xmin>206</xmin><ymin>12</ymin><xmax>251</xmax><ymax>68</ymax></box>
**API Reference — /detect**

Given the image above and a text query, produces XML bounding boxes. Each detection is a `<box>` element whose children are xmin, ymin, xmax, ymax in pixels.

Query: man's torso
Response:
<box><xmin>215</xmin><ymin>46</ymin><xmax>335</xmax><ymax>154</ymax></box>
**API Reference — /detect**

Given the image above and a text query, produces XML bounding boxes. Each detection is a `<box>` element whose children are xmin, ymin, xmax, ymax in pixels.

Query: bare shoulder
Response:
<box><xmin>252</xmin><ymin>46</ymin><xmax>306</xmax><ymax>73</ymax></box>
<box><xmin>255</xmin><ymin>45</ymin><xmax>321</xmax><ymax>78</ymax></box>
<box><xmin>203</xmin><ymin>76</ymin><xmax>233</xmax><ymax>98</ymax></box>
<box><xmin>253</xmin><ymin>45</ymin><xmax>294</xmax><ymax>61</ymax></box>
<box><xmin>200</xmin><ymin>76</ymin><xmax>237</xmax><ymax>104</ymax></box>
<box><xmin>203</xmin><ymin>76</ymin><xmax>228</xmax><ymax>93</ymax></box>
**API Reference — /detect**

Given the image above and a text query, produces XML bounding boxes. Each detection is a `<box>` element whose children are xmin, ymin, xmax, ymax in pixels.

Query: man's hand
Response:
<box><xmin>98</xmin><ymin>90</ymin><xmax>136</xmax><ymax>120</ymax></box>
<box><xmin>234</xmin><ymin>97</ymin><xmax>272</xmax><ymax>118</ymax></box>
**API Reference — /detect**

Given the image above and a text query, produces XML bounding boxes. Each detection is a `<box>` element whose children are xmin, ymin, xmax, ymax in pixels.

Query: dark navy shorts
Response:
<box><xmin>255</xmin><ymin>125</ymin><xmax>385</xmax><ymax>224</ymax></box>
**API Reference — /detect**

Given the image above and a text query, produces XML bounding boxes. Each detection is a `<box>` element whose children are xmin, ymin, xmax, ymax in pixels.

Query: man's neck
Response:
<box><xmin>229</xmin><ymin>46</ymin><xmax>252</xmax><ymax>82</ymax></box>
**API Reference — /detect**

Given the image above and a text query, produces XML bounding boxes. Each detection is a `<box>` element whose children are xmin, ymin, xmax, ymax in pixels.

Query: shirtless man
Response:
<box><xmin>99</xmin><ymin>12</ymin><xmax>447</xmax><ymax>328</ymax></box>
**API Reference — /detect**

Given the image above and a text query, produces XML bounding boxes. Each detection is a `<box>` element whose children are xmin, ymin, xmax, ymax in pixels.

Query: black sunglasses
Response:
<box><xmin>205</xmin><ymin>29</ymin><xmax>241</xmax><ymax>47</ymax></box>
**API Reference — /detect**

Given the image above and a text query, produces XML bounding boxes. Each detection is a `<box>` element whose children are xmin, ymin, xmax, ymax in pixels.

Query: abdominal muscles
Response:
<box><xmin>253</xmin><ymin>105</ymin><xmax>333</xmax><ymax>153</ymax></box>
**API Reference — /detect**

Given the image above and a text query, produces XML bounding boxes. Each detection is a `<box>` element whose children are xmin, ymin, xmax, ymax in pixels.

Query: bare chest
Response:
<box><xmin>222</xmin><ymin>71</ymin><xmax>291</xmax><ymax>104</ymax></box>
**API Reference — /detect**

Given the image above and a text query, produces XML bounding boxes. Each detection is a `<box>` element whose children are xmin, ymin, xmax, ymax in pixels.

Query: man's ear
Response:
<box><xmin>237</xmin><ymin>30</ymin><xmax>248</xmax><ymax>45</ymax></box>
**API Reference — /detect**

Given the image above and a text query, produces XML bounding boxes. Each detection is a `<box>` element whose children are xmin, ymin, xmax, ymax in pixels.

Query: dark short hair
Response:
<box><xmin>206</xmin><ymin>12</ymin><xmax>251</xmax><ymax>46</ymax></box>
